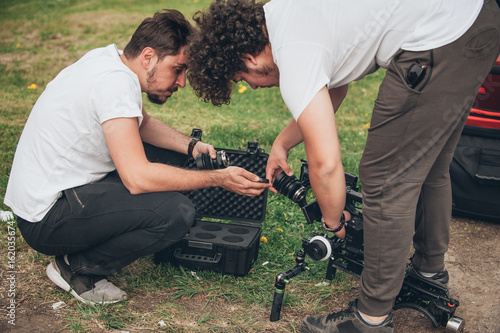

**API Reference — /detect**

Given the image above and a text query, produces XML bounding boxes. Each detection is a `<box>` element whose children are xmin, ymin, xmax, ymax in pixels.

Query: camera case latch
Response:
<box><xmin>245</xmin><ymin>141</ymin><xmax>266</xmax><ymax>158</ymax></box>
<box><xmin>190</xmin><ymin>128</ymin><xmax>203</xmax><ymax>140</ymax></box>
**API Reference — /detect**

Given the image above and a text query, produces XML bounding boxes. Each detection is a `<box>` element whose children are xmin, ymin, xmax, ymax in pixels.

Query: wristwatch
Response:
<box><xmin>188</xmin><ymin>137</ymin><xmax>200</xmax><ymax>157</ymax></box>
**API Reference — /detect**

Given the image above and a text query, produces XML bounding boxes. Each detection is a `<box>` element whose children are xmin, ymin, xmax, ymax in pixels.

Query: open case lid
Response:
<box><xmin>183</xmin><ymin>140</ymin><xmax>269</xmax><ymax>227</ymax></box>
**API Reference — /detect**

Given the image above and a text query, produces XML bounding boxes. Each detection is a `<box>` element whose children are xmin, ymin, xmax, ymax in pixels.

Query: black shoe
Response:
<box><xmin>46</xmin><ymin>256</ymin><xmax>127</xmax><ymax>304</ymax></box>
<box><xmin>407</xmin><ymin>262</ymin><xmax>449</xmax><ymax>288</ymax></box>
<box><xmin>300</xmin><ymin>300</ymin><xmax>394</xmax><ymax>333</ymax></box>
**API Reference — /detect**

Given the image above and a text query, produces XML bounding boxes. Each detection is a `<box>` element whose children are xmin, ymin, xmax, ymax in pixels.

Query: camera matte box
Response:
<box><xmin>154</xmin><ymin>142</ymin><xmax>268</xmax><ymax>276</ymax></box>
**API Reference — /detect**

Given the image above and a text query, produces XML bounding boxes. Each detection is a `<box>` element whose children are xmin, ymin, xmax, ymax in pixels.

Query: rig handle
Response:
<box><xmin>270</xmin><ymin>289</ymin><xmax>285</xmax><ymax>322</ymax></box>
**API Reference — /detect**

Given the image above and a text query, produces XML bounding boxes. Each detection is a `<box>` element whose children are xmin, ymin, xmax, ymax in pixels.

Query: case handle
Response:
<box><xmin>173</xmin><ymin>248</ymin><xmax>222</xmax><ymax>264</ymax></box>
<box><xmin>475</xmin><ymin>149</ymin><xmax>500</xmax><ymax>186</ymax></box>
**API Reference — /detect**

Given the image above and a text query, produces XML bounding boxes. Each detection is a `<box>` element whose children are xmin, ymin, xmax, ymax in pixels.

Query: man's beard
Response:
<box><xmin>146</xmin><ymin>65</ymin><xmax>174</xmax><ymax>105</ymax></box>
<box><xmin>147</xmin><ymin>93</ymin><xmax>168</xmax><ymax>105</ymax></box>
<box><xmin>252</xmin><ymin>65</ymin><xmax>275</xmax><ymax>76</ymax></box>
<box><xmin>249</xmin><ymin>65</ymin><xmax>279</xmax><ymax>85</ymax></box>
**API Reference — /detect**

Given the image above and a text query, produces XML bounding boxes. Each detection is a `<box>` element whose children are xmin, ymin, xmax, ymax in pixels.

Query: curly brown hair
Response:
<box><xmin>187</xmin><ymin>0</ymin><xmax>269</xmax><ymax>106</ymax></box>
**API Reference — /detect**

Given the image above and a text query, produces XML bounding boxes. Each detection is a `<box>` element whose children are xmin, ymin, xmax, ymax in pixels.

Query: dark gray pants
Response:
<box><xmin>18</xmin><ymin>144</ymin><xmax>195</xmax><ymax>276</ymax></box>
<box><xmin>357</xmin><ymin>0</ymin><xmax>500</xmax><ymax>316</ymax></box>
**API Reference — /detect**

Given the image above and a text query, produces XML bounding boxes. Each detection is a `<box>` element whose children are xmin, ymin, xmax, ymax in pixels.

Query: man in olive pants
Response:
<box><xmin>186</xmin><ymin>0</ymin><xmax>500</xmax><ymax>331</ymax></box>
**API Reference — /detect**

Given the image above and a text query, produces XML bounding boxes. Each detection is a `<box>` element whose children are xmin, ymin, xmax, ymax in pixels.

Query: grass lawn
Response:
<box><xmin>0</xmin><ymin>0</ymin><xmax>385</xmax><ymax>331</ymax></box>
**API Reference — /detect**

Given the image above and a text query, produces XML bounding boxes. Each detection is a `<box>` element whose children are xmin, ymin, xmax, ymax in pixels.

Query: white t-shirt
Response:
<box><xmin>264</xmin><ymin>0</ymin><xmax>483</xmax><ymax>119</ymax></box>
<box><xmin>4</xmin><ymin>44</ymin><xmax>143</xmax><ymax>222</ymax></box>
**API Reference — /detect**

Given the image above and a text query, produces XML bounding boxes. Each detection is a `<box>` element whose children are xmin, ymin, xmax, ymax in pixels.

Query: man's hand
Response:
<box><xmin>266</xmin><ymin>144</ymin><xmax>293</xmax><ymax>194</ymax></box>
<box><xmin>191</xmin><ymin>141</ymin><xmax>216</xmax><ymax>159</ymax></box>
<box><xmin>265</xmin><ymin>118</ymin><xmax>305</xmax><ymax>193</ymax></box>
<box><xmin>218</xmin><ymin>166</ymin><xmax>271</xmax><ymax>197</ymax></box>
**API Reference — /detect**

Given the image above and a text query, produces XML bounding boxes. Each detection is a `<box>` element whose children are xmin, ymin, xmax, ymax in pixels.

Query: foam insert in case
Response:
<box><xmin>154</xmin><ymin>141</ymin><xmax>268</xmax><ymax>276</ymax></box>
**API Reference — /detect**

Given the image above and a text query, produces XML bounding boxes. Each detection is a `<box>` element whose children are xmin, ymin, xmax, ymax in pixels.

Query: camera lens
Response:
<box><xmin>195</xmin><ymin>150</ymin><xmax>229</xmax><ymax>170</ymax></box>
<box><xmin>215</xmin><ymin>150</ymin><xmax>229</xmax><ymax>168</ymax></box>
<box><xmin>273</xmin><ymin>171</ymin><xmax>306</xmax><ymax>203</ymax></box>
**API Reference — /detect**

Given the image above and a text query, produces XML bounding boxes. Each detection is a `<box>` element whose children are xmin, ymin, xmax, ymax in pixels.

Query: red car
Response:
<box><xmin>467</xmin><ymin>55</ymin><xmax>500</xmax><ymax>131</ymax></box>
<box><xmin>451</xmin><ymin>54</ymin><xmax>500</xmax><ymax>222</ymax></box>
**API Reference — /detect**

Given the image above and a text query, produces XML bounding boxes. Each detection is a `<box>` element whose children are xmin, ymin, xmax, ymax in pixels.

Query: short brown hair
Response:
<box><xmin>124</xmin><ymin>9</ymin><xmax>193</xmax><ymax>61</ymax></box>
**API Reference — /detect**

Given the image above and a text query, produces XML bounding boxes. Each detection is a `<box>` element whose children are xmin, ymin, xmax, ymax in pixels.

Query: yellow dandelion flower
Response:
<box><xmin>261</xmin><ymin>236</ymin><xmax>268</xmax><ymax>243</ymax></box>
<box><xmin>27</xmin><ymin>83</ymin><xmax>38</xmax><ymax>90</ymax></box>
<box><xmin>238</xmin><ymin>84</ymin><xmax>247</xmax><ymax>94</ymax></box>
<box><xmin>277</xmin><ymin>228</ymin><xmax>283</xmax><ymax>232</ymax></box>
<box><xmin>364</xmin><ymin>122</ymin><xmax>370</xmax><ymax>129</ymax></box>
<box><xmin>16</xmin><ymin>43</ymin><xmax>21</xmax><ymax>48</ymax></box>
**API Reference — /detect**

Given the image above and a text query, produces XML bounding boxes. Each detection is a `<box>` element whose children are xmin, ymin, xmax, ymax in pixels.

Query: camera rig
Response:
<box><xmin>269</xmin><ymin>160</ymin><xmax>464</xmax><ymax>332</ymax></box>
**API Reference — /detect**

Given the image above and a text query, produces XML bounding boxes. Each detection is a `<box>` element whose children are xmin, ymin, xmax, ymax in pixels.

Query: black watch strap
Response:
<box><xmin>322</xmin><ymin>213</ymin><xmax>345</xmax><ymax>233</ymax></box>
<box><xmin>188</xmin><ymin>137</ymin><xmax>200</xmax><ymax>157</ymax></box>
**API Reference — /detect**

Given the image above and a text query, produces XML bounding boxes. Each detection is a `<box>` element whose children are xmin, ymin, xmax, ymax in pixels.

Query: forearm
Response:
<box><xmin>274</xmin><ymin>118</ymin><xmax>304</xmax><ymax>151</ymax></box>
<box><xmin>297</xmin><ymin>86</ymin><xmax>347</xmax><ymax>235</ymax></box>
<box><xmin>139</xmin><ymin>115</ymin><xmax>191</xmax><ymax>155</ymax></box>
<box><xmin>124</xmin><ymin>161</ymin><xmax>222</xmax><ymax>194</ymax></box>
<box><xmin>125</xmin><ymin>162</ymin><xmax>268</xmax><ymax>197</ymax></box>
<box><xmin>308</xmin><ymin>162</ymin><xmax>346</xmax><ymax>228</ymax></box>
<box><xmin>105</xmin><ymin>117</ymin><xmax>269</xmax><ymax>197</ymax></box>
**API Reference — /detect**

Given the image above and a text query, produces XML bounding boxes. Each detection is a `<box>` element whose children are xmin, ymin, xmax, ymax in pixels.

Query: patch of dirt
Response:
<box><xmin>0</xmin><ymin>299</ymin><xmax>67</xmax><ymax>333</ymax></box>
<box><xmin>1</xmin><ymin>216</ymin><xmax>499</xmax><ymax>332</ymax></box>
<box><xmin>393</xmin><ymin>217</ymin><xmax>500</xmax><ymax>333</ymax></box>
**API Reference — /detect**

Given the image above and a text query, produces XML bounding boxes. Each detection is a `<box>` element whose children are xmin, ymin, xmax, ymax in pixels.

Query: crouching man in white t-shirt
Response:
<box><xmin>186</xmin><ymin>0</ymin><xmax>500</xmax><ymax>331</ymax></box>
<box><xmin>4</xmin><ymin>9</ymin><xmax>270</xmax><ymax>305</ymax></box>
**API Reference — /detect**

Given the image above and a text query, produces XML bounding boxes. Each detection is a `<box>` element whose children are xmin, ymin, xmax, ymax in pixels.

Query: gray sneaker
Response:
<box><xmin>300</xmin><ymin>300</ymin><xmax>394</xmax><ymax>333</ymax></box>
<box><xmin>46</xmin><ymin>256</ymin><xmax>127</xmax><ymax>304</ymax></box>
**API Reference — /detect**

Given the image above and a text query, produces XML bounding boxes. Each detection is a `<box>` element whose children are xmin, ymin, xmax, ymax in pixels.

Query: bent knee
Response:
<box><xmin>171</xmin><ymin>194</ymin><xmax>195</xmax><ymax>233</ymax></box>
<box><xmin>155</xmin><ymin>193</ymin><xmax>195</xmax><ymax>237</ymax></box>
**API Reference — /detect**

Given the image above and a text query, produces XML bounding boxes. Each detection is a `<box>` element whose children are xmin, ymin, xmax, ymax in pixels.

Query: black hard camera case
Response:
<box><xmin>154</xmin><ymin>140</ymin><xmax>269</xmax><ymax>276</ymax></box>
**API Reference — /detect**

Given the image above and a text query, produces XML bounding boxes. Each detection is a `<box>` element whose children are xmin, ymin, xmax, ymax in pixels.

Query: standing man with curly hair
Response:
<box><xmin>187</xmin><ymin>0</ymin><xmax>500</xmax><ymax>331</ymax></box>
<box><xmin>5</xmin><ymin>9</ymin><xmax>269</xmax><ymax>305</ymax></box>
